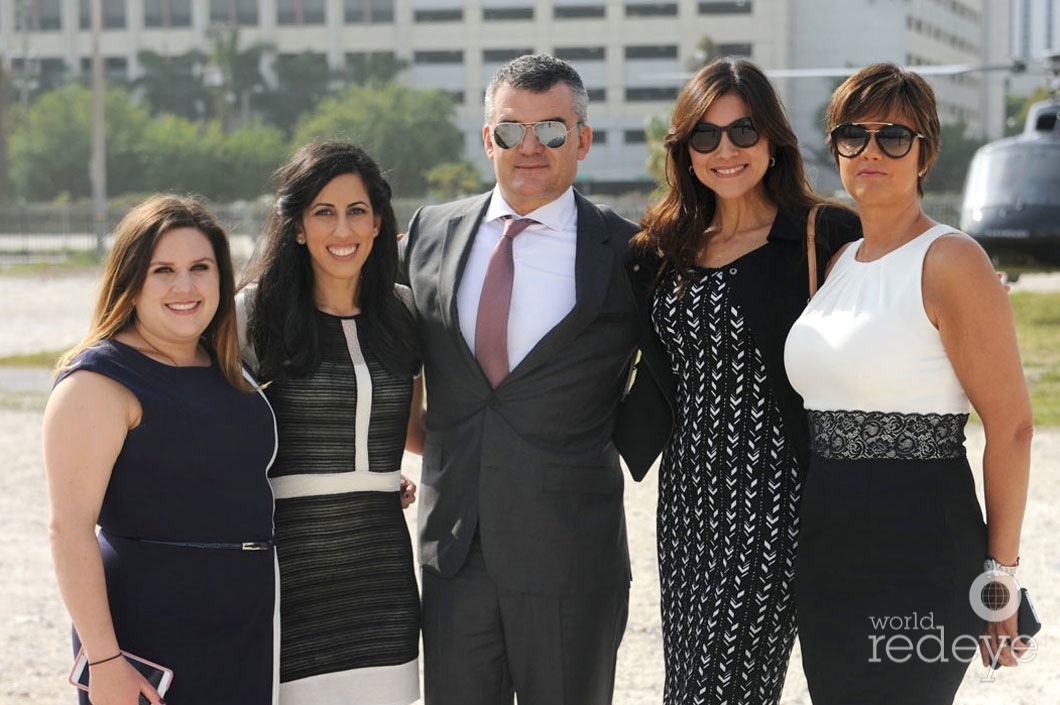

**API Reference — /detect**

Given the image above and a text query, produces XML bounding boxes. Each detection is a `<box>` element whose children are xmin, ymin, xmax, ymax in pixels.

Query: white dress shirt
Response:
<box><xmin>457</xmin><ymin>186</ymin><xmax>579</xmax><ymax>373</ymax></box>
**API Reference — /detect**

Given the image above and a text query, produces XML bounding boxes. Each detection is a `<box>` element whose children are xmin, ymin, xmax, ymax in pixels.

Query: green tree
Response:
<box><xmin>0</xmin><ymin>62</ymin><xmax>13</xmax><ymax>202</ymax></box>
<box><xmin>644</xmin><ymin>114</ymin><xmax>670</xmax><ymax>185</ymax></box>
<box><xmin>204</xmin><ymin>24</ymin><xmax>272</xmax><ymax>133</ymax></box>
<box><xmin>343</xmin><ymin>52</ymin><xmax>409</xmax><ymax>86</ymax></box>
<box><xmin>924</xmin><ymin>121</ymin><xmax>984</xmax><ymax>194</ymax></box>
<box><xmin>136</xmin><ymin>114</ymin><xmax>217</xmax><ymax>195</ymax></box>
<box><xmin>293</xmin><ymin>83</ymin><xmax>463</xmax><ymax>196</ymax></box>
<box><xmin>687</xmin><ymin>36</ymin><xmax>722</xmax><ymax>72</ymax></box>
<box><xmin>135</xmin><ymin>49</ymin><xmax>211</xmax><ymax>120</ymax></box>
<box><xmin>425</xmin><ymin>160</ymin><xmax>482</xmax><ymax>199</ymax></box>
<box><xmin>257</xmin><ymin>51</ymin><xmax>335</xmax><ymax>135</ymax></box>
<box><xmin>1005</xmin><ymin>87</ymin><xmax>1052</xmax><ymax>136</ymax></box>
<box><xmin>9</xmin><ymin>83</ymin><xmax>286</xmax><ymax>202</ymax></box>
<box><xmin>10</xmin><ymin>84</ymin><xmax>151</xmax><ymax>201</ymax></box>
<box><xmin>209</xmin><ymin>122</ymin><xmax>288</xmax><ymax>200</ymax></box>
<box><xmin>133</xmin><ymin>117</ymin><xmax>285</xmax><ymax>200</ymax></box>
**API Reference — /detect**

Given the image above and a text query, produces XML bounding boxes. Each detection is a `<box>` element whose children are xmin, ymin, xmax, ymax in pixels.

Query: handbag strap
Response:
<box><xmin>806</xmin><ymin>205</ymin><xmax>819</xmax><ymax>299</ymax></box>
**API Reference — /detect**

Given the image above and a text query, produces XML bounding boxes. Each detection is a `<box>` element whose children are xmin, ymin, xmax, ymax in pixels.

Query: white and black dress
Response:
<box><xmin>785</xmin><ymin>226</ymin><xmax>986</xmax><ymax>705</ymax></box>
<box><xmin>258</xmin><ymin>309</ymin><xmax>420</xmax><ymax>705</ymax></box>
<box><xmin>652</xmin><ymin>257</ymin><xmax>801</xmax><ymax>705</ymax></box>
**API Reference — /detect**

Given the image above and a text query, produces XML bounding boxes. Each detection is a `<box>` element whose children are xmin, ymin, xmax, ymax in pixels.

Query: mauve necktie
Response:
<box><xmin>475</xmin><ymin>216</ymin><xmax>535</xmax><ymax>387</ymax></box>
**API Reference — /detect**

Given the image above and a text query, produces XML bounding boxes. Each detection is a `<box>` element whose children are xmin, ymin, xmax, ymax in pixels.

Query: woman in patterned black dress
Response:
<box><xmin>618</xmin><ymin>59</ymin><xmax>860</xmax><ymax>704</ymax></box>
<box><xmin>238</xmin><ymin>141</ymin><xmax>422</xmax><ymax>705</ymax></box>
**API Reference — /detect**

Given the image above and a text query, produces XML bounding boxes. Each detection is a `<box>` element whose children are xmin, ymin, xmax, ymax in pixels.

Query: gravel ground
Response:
<box><xmin>1</xmin><ymin>267</ymin><xmax>1056</xmax><ymax>705</ymax></box>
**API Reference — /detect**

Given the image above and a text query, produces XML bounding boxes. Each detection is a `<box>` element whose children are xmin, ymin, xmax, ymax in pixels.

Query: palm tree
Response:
<box><xmin>205</xmin><ymin>23</ymin><xmax>273</xmax><ymax>132</ymax></box>
<box><xmin>135</xmin><ymin>49</ymin><xmax>210</xmax><ymax>120</ymax></box>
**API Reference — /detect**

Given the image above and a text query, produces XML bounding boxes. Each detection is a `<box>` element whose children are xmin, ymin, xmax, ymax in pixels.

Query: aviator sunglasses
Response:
<box><xmin>689</xmin><ymin>117</ymin><xmax>760</xmax><ymax>154</ymax></box>
<box><xmin>830</xmin><ymin>122</ymin><xmax>925</xmax><ymax>159</ymax></box>
<box><xmin>492</xmin><ymin>121</ymin><xmax>580</xmax><ymax>149</ymax></box>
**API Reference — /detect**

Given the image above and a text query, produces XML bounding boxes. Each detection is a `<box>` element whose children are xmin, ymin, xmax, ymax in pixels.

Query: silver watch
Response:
<box><xmin>983</xmin><ymin>557</ymin><xmax>1018</xmax><ymax>576</ymax></box>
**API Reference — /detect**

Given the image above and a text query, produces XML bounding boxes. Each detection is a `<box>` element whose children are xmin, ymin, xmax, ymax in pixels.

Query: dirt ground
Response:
<box><xmin>1</xmin><ymin>269</ymin><xmax>1056</xmax><ymax>704</ymax></box>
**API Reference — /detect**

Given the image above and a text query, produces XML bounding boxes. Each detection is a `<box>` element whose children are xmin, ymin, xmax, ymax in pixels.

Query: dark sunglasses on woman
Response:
<box><xmin>689</xmin><ymin>118</ymin><xmax>760</xmax><ymax>154</ymax></box>
<box><xmin>492</xmin><ymin>121</ymin><xmax>580</xmax><ymax>149</ymax></box>
<box><xmin>830</xmin><ymin>122</ymin><xmax>925</xmax><ymax>159</ymax></box>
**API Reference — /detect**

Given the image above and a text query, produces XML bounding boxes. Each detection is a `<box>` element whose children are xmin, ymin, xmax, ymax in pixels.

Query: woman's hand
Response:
<box><xmin>979</xmin><ymin>611</ymin><xmax>1027</xmax><ymax>668</ymax></box>
<box><xmin>87</xmin><ymin>655</ymin><xmax>165</xmax><ymax>705</ymax></box>
<box><xmin>400</xmin><ymin>475</ymin><xmax>417</xmax><ymax>509</ymax></box>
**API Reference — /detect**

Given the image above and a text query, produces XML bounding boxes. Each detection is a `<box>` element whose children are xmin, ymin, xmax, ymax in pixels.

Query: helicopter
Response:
<box><xmin>959</xmin><ymin>51</ymin><xmax>1060</xmax><ymax>264</ymax></box>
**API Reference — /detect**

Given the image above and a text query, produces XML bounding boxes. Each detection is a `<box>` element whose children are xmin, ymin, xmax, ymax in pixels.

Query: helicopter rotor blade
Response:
<box><xmin>764</xmin><ymin>62</ymin><xmax>1025</xmax><ymax>79</ymax></box>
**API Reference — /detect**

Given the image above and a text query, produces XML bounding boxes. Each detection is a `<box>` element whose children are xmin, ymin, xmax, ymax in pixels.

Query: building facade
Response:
<box><xmin>2</xmin><ymin>0</ymin><xmax>1010</xmax><ymax>192</ymax></box>
<box><xmin>1011</xmin><ymin>0</ymin><xmax>1059</xmax><ymax>96</ymax></box>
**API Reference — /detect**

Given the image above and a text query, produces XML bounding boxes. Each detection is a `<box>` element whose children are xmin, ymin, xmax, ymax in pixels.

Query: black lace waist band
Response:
<box><xmin>808</xmin><ymin>410</ymin><xmax>968</xmax><ymax>460</ymax></box>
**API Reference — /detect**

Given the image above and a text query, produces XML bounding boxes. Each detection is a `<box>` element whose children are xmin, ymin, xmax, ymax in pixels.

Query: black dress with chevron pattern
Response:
<box><xmin>652</xmin><ymin>260</ymin><xmax>800</xmax><ymax>705</ymax></box>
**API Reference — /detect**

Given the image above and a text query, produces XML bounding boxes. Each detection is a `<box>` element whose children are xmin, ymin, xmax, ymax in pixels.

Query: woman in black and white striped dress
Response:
<box><xmin>238</xmin><ymin>140</ymin><xmax>421</xmax><ymax>705</ymax></box>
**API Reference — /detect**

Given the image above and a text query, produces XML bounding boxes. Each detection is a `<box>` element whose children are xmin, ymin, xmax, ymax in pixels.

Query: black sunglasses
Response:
<box><xmin>689</xmin><ymin>118</ymin><xmax>760</xmax><ymax>154</ymax></box>
<box><xmin>492</xmin><ymin>121</ymin><xmax>580</xmax><ymax>150</ymax></box>
<box><xmin>830</xmin><ymin>122</ymin><xmax>925</xmax><ymax>159</ymax></box>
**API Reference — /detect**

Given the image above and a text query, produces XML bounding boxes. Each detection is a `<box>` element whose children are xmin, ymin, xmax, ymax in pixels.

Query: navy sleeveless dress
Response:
<box><xmin>60</xmin><ymin>340</ymin><xmax>278</xmax><ymax>705</ymax></box>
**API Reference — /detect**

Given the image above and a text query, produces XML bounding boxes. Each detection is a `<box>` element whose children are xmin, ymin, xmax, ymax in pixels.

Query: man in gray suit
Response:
<box><xmin>402</xmin><ymin>54</ymin><xmax>639</xmax><ymax>705</ymax></box>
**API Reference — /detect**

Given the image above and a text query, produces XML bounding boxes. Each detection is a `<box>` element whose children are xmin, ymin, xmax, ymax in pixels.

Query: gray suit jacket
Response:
<box><xmin>402</xmin><ymin>190</ymin><xmax>639</xmax><ymax>596</ymax></box>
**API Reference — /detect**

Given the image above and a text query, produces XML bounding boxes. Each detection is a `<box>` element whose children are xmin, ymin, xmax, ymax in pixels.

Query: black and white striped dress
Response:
<box><xmin>652</xmin><ymin>264</ymin><xmax>800</xmax><ymax>705</ymax></box>
<box><xmin>263</xmin><ymin>310</ymin><xmax>420</xmax><ymax>705</ymax></box>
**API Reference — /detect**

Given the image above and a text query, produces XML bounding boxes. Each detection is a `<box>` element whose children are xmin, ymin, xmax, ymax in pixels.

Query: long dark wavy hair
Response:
<box><xmin>240</xmin><ymin>140</ymin><xmax>418</xmax><ymax>379</ymax></box>
<box><xmin>634</xmin><ymin>58</ymin><xmax>824</xmax><ymax>288</ymax></box>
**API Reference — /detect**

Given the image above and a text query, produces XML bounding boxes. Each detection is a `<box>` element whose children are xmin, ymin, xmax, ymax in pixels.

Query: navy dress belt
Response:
<box><xmin>108</xmin><ymin>533</ymin><xmax>274</xmax><ymax>551</ymax></box>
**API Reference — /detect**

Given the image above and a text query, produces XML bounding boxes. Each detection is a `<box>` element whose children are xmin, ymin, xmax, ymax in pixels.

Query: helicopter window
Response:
<box><xmin>1033</xmin><ymin>111</ymin><xmax>1057</xmax><ymax>132</ymax></box>
<box><xmin>1023</xmin><ymin>150</ymin><xmax>1060</xmax><ymax>204</ymax></box>
<box><xmin>964</xmin><ymin>145</ymin><xmax>1060</xmax><ymax>207</ymax></box>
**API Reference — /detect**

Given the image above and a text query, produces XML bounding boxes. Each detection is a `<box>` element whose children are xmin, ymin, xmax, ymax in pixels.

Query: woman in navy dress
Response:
<box><xmin>43</xmin><ymin>196</ymin><xmax>278</xmax><ymax>705</ymax></box>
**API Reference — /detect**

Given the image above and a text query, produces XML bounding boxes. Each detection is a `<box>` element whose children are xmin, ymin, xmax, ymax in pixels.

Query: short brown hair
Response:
<box><xmin>826</xmin><ymin>62</ymin><xmax>941</xmax><ymax>196</ymax></box>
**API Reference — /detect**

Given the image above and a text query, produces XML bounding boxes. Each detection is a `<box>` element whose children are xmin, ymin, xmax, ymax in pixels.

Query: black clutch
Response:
<box><xmin>992</xmin><ymin>587</ymin><xmax>1041</xmax><ymax>669</ymax></box>
<box><xmin>1018</xmin><ymin>587</ymin><xmax>1042</xmax><ymax>638</ymax></box>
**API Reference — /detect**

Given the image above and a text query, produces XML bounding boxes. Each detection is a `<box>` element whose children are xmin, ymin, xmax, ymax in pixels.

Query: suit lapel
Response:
<box><xmin>439</xmin><ymin>194</ymin><xmax>491</xmax><ymax>359</ymax></box>
<box><xmin>505</xmin><ymin>193</ymin><xmax>615</xmax><ymax>385</ymax></box>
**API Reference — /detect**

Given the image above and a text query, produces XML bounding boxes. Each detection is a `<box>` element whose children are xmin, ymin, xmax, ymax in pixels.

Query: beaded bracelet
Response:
<box><xmin>88</xmin><ymin>652</ymin><xmax>123</xmax><ymax>666</ymax></box>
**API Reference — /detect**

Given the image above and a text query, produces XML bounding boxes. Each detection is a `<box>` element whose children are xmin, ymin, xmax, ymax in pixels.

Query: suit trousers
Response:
<box><xmin>421</xmin><ymin>535</ymin><xmax>629</xmax><ymax>705</ymax></box>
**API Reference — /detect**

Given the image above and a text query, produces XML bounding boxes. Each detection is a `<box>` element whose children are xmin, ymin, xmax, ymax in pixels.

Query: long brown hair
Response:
<box><xmin>55</xmin><ymin>194</ymin><xmax>251</xmax><ymax>391</ymax></box>
<box><xmin>635</xmin><ymin>58</ymin><xmax>821</xmax><ymax>287</ymax></box>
